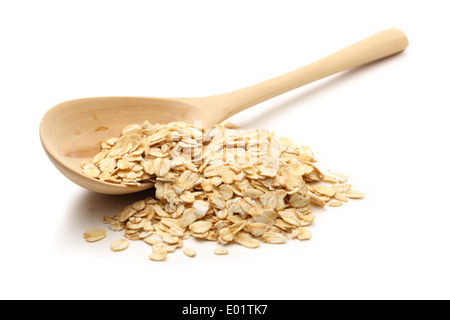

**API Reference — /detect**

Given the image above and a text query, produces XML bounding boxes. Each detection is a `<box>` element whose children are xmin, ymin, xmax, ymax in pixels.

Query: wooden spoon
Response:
<box><xmin>40</xmin><ymin>28</ymin><xmax>408</xmax><ymax>194</ymax></box>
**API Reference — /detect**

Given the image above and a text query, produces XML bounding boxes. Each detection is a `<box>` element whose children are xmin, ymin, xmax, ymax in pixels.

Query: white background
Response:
<box><xmin>1</xmin><ymin>1</ymin><xmax>449</xmax><ymax>300</ymax></box>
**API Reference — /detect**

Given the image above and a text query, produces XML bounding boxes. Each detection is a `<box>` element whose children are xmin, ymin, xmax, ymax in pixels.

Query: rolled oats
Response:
<box><xmin>261</xmin><ymin>232</ymin><xmax>288</xmax><ymax>244</ymax></box>
<box><xmin>83</xmin><ymin>121</ymin><xmax>362</xmax><ymax>261</ymax></box>
<box><xmin>83</xmin><ymin>228</ymin><xmax>106</xmax><ymax>243</ymax></box>
<box><xmin>296</xmin><ymin>227</ymin><xmax>312</xmax><ymax>241</ymax></box>
<box><xmin>248</xmin><ymin>222</ymin><xmax>270</xmax><ymax>237</ymax></box>
<box><xmin>189</xmin><ymin>221</ymin><xmax>213</xmax><ymax>234</ymax></box>
<box><xmin>218</xmin><ymin>227</ymin><xmax>234</xmax><ymax>242</ymax></box>
<box><xmin>329</xmin><ymin>201</ymin><xmax>343</xmax><ymax>207</ymax></box>
<box><xmin>345</xmin><ymin>190</ymin><xmax>365</xmax><ymax>199</ymax></box>
<box><xmin>334</xmin><ymin>191</ymin><xmax>348</xmax><ymax>202</ymax></box>
<box><xmin>234</xmin><ymin>232</ymin><xmax>260</xmax><ymax>249</ymax></box>
<box><xmin>110</xmin><ymin>239</ymin><xmax>129</xmax><ymax>252</ymax></box>
<box><xmin>149</xmin><ymin>249</ymin><xmax>168</xmax><ymax>261</ymax></box>
<box><xmin>144</xmin><ymin>234</ymin><xmax>162</xmax><ymax>245</ymax></box>
<box><xmin>214</xmin><ymin>248</ymin><xmax>229</xmax><ymax>255</ymax></box>
<box><xmin>109</xmin><ymin>220</ymin><xmax>125</xmax><ymax>232</ymax></box>
<box><xmin>183</xmin><ymin>248</ymin><xmax>196</xmax><ymax>257</ymax></box>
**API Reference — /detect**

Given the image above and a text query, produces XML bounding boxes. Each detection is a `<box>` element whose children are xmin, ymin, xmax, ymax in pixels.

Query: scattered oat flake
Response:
<box><xmin>84</xmin><ymin>228</ymin><xmax>106</xmax><ymax>243</ymax></box>
<box><xmin>345</xmin><ymin>190</ymin><xmax>364</xmax><ymax>199</ymax></box>
<box><xmin>149</xmin><ymin>249</ymin><xmax>168</xmax><ymax>261</ymax></box>
<box><xmin>329</xmin><ymin>201</ymin><xmax>342</xmax><ymax>207</ymax></box>
<box><xmin>111</xmin><ymin>239</ymin><xmax>129</xmax><ymax>252</ymax></box>
<box><xmin>183</xmin><ymin>248</ymin><xmax>196</xmax><ymax>257</ymax></box>
<box><xmin>214</xmin><ymin>248</ymin><xmax>229</xmax><ymax>255</ymax></box>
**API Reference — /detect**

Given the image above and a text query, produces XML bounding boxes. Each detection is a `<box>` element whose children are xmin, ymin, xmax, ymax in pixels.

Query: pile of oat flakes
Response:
<box><xmin>82</xmin><ymin>121</ymin><xmax>363</xmax><ymax>261</ymax></box>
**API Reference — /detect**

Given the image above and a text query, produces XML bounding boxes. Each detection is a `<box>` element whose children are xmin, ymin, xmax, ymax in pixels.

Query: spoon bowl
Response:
<box><xmin>40</xmin><ymin>28</ymin><xmax>408</xmax><ymax>194</ymax></box>
<box><xmin>39</xmin><ymin>96</ymin><xmax>206</xmax><ymax>194</ymax></box>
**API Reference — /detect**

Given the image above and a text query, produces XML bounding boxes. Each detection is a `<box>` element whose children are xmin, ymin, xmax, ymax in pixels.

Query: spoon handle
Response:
<box><xmin>190</xmin><ymin>28</ymin><xmax>408</xmax><ymax>124</ymax></box>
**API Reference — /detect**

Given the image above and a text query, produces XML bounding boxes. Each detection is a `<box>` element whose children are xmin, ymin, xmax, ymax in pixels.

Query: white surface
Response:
<box><xmin>1</xmin><ymin>0</ymin><xmax>449</xmax><ymax>300</ymax></box>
